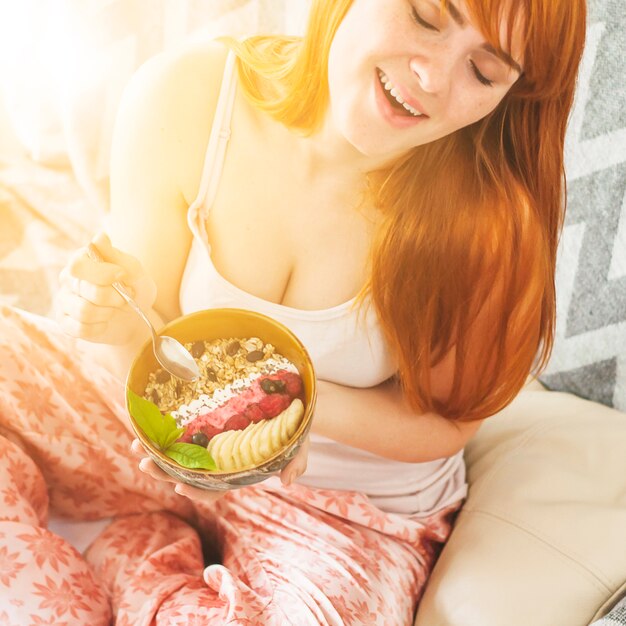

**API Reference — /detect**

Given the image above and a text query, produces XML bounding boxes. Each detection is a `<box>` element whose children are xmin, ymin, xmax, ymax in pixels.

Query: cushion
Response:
<box><xmin>414</xmin><ymin>387</ymin><xmax>626</xmax><ymax>626</ymax></box>
<box><xmin>539</xmin><ymin>0</ymin><xmax>626</xmax><ymax>411</ymax></box>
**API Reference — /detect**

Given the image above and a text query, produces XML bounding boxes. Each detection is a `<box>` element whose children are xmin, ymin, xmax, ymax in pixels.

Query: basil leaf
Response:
<box><xmin>161</xmin><ymin>421</ymin><xmax>185</xmax><ymax>449</ymax></box>
<box><xmin>164</xmin><ymin>442</ymin><xmax>217</xmax><ymax>470</ymax></box>
<box><xmin>127</xmin><ymin>389</ymin><xmax>180</xmax><ymax>450</ymax></box>
<box><xmin>127</xmin><ymin>391</ymin><xmax>216</xmax><ymax>471</ymax></box>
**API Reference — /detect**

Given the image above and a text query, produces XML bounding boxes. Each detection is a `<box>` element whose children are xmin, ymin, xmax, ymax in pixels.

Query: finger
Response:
<box><xmin>57</xmin><ymin>312</ymin><xmax>109</xmax><ymax>341</ymax></box>
<box><xmin>130</xmin><ymin>439</ymin><xmax>145</xmax><ymax>457</ymax></box>
<box><xmin>57</xmin><ymin>291</ymin><xmax>116</xmax><ymax>325</ymax></box>
<box><xmin>70</xmin><ymin>277</ymin><xmax>128</xmax><ymax>308</ymax></box>
<box><xmin>174</xmin><ymin>482</ymin><xmax>225</xmax><ymax>503</ymax></box>
<box><xmin>61</xmin><ymin>262</ymin><xmax>129</xmax><ymax>308</ymax></box>
<box><xmin>91</xmin><ymin>232</ymin><xmax>145</xmax><ymax>279</ymax></box>
<box><xmin>280</xmin><ymin>436</ymin><xmax>309</xmax><ymax>486</ymax></box>
<box><xmin>91</xmin><ymin>231</ymin><xmax>111</xmax><ymax>250</ymax></box>
<box><xmin>67</xmin><ymin>250</ymin><xmax>127</xmax><ymax>287</ymax></box>
<box><xmin>137</xmin><ymin>457</ymin><xmax>179</xmax><ymax>484</ymax></box>
<box><xmin>137</xmin><ymin>456</ymin><xmax>224</xmax><ymax>503</ymax></box>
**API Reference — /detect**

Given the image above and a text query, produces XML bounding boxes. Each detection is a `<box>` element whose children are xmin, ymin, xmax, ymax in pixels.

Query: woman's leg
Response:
<box><xmin>0</xmin><ymin>305</ymin><xmax>196</xmax><ymax>622</ymax></box>
<box><xmin>86</xmin><ymin>479</ymin><xmax>460</xmax><ymax>626</ymax></box>
<box><xmin>0</xmin><ymin>305</ymin><xmax>194</xmax><ymax>521</ymax></box>
<box><xmin>0</xmin><ymin>305</ymin><xmax>459</xmax><ymax>624</ymax></box>
<box><xmin>0</xmin><ymin>435</ymin><xmax>112</xmax><ymax>625</ymax></box>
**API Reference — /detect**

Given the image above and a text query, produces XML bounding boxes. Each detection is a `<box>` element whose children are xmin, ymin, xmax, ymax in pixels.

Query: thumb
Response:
<box><xmin>90</xmin><ymin>231</ymin><xmax>114</xmax><ymax>259</ymax></box>
<box><xmin>90</xmin><ymin>232</ymin><xmax>144</xmax><ymax>279</ymax></box>
<box><xmin>280</xmin><ymin>435</ymin><xmax>309</xmax><ymax>486</ymax></box>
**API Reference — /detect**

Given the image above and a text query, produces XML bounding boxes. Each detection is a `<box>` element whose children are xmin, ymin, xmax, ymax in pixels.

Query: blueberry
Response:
<box><xmin>260</xmin><ymin>378</ymin><xmax>286</xmax><ymax>394</ymax></box>
<box><xmin>260</xmin><ymin>378</ymin><xmax>276</xmax><ymax>393</ymax></box>
<box><xmin>191</xmin><ymin>432</ymin><xmax>209</xmax><ymax>447</ymax></box>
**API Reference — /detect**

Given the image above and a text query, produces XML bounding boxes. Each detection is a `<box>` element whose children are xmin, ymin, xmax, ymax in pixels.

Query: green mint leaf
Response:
<box><xmin>161</xmin><ymin>420</ymin><xmax>185</xmax><ymax>449</ymax></box>
<box><xmin>127</xmin><ymin>389</ymin><xmax>181</xmax><ymax>450</ymax></box>
<box><xmin>164</xmin><ymin>442</ymin><xmax>217</xmax><ymax>470</ymax></box>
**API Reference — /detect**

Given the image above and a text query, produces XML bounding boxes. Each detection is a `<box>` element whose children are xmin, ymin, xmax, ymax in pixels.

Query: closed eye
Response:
<box><xmin>470</xmin><ymin>60</ymin><xmax>494</xmax><ymax>86</ymax></box>
<box><xmin>410</xmin><ymin>8</ymin><xmax>439</xmax><ymax>32</ymax></box>
<box><xmin>411</xmin><ymin>5</ymin><xmax>495</xmax><ymax>87</ymax></box>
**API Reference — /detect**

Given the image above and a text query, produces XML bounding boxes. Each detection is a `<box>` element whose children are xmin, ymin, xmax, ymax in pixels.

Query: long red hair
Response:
<box><xmin>223</xmin><ymin>0</ymin><xmax>586</xmax><ymax>421</ymax></box>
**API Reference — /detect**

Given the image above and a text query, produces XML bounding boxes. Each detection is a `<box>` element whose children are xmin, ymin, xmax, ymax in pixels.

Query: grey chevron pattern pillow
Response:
<box><xmin>590</xmin><ymin>595</ymin><xmax>626</xmax><ymax>626</ymax></box>
<box><xmin>539</xmin><ymin>0</ymin><xmax>626</xmax><ymax>411</ymax></box>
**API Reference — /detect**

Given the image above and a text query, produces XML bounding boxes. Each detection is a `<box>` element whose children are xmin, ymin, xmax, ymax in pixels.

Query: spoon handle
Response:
<box><xmin>86</xmin><ymin>243</ymin><xmax>157</xmax><ymax>340</ymax></box>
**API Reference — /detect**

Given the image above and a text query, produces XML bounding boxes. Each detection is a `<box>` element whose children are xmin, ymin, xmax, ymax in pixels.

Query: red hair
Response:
<box><xmin>224</xmin><ymin>0</ymin><xmax>587</xmax><ymax>421</ymax></box>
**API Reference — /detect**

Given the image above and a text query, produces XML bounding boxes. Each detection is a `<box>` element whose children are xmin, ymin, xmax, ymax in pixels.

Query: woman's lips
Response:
<box><xmin>378</xmin><ymin>69</ymin><xmax>429</xmax><ymax>117</ymax></box>
<box><xmin>374</xmin><ymin>69</ymin><xmax>429</xmax><ymax>129</ymax></box>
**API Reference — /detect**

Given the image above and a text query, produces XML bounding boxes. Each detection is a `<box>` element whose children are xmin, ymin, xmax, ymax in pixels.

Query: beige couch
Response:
<box><xmin>414</xmin><ymin>380</ymin><xmax>626</xmax><ymax>626</ymax></box>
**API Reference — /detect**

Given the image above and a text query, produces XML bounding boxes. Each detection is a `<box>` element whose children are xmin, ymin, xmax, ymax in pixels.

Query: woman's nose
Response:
<box><xmin>409</xmin><ymin>54</ymin><xmax>450</xmax><ymax>95</ymax></box>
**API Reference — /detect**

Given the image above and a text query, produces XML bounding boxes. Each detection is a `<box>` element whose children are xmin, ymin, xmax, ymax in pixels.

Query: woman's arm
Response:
<box><xmin>312</xmin><ymin>302</ymin><xmax>502</xmax><ymax>463</ymax></box>
<box><xmin>107</xmin><ymin>40</ymin><xmax>230</xmax><ymax>323</ymax></box>
<box><xmin>60</xmin><ymin>42</ymin><xmax>230</xmax><ymax>379</ymax></box>
<box><xmin>312</xmin><ymin>377</ymin><xmax>483</xmax><ymax>463</ymax></box>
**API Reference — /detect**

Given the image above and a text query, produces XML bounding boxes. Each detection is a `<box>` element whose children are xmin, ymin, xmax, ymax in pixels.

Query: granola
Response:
<box><xmin>144</xmin><ymin>336</ymin><xmax>293</xmax><ymax>415</ymax></box>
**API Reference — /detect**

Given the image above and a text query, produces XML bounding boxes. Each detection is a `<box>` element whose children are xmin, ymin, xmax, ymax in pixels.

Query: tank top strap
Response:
<box><xmin>187</xmin><ymin>48</ymin><xmax>238</xmax><ymax>241</ymax></box>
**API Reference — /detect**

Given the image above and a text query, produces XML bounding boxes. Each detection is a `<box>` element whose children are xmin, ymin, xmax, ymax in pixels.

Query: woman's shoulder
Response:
<box><xmin>113</xmin><ymin>39</ymin><xmax>232</xmax><ymax>202</ymax></box>
<box><xmin>117</xmin><ymin>38</ymin><xmax>230</xmax><ymax>134</ymax></box>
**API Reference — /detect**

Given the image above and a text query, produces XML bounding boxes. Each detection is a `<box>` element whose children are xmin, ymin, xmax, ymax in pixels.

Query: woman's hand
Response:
<box><xmin>56</xmin><ymin>232</ymin><xmax>158</xmax><ymax>345</ymax></box>
<box><xmin>279</xmin><ymin>434</ymin><xmax>310</xmax><ymax>486</ymax></box>
<box><xmin>131</xmin><ymin>439</ymin><xmax>226</xmax><ymax>504</ymax></box>
<box><xmin>131</xmin><ymin>433</ymin><xmax>309</xmax><ymax>502</ymax></box>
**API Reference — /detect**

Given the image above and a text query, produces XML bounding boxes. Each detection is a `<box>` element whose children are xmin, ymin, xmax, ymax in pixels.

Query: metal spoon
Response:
<box><xmin>86</xmin><ymin>243</ymin><xmax>200</xmax><ymax>382</ymax></box>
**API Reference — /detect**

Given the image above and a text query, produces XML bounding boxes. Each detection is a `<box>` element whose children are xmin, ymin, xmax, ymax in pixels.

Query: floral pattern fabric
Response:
<box><xmin>0</xmin><ymin>305</ymin><xmax>461</xmax><ymax>625</ymax></box>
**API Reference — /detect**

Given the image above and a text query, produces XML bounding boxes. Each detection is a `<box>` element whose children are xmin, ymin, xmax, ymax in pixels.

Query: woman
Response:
<box><xmin>0</xmin><ymin>0</ymin><xmax>585</xmax><ymax>624</ymax></box>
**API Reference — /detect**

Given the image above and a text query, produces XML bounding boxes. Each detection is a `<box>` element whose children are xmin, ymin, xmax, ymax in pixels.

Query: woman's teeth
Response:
<box><xmin>378</xmin><ymin>71</ymin><xmax>423</xmax><ymax>117</ymax></box>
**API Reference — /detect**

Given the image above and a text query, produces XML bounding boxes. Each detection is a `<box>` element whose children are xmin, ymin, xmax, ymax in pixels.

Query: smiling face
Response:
<box><xmin>326</xmin><ymin>0</ymin><xmax>525</xmax><ymax>158</ymax></box>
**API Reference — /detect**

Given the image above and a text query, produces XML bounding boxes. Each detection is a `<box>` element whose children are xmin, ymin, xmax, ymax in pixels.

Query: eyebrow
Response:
<box><xmin>445</xmin><ymin>1</ymin><xmax>524</xmax><ymax>75</ymax></box>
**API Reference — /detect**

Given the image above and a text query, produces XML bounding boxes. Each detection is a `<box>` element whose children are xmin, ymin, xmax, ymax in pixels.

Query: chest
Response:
<box><xmin>203</xmin><ymin>105</ymin><xmax>378</xmax><ymax>310</ymax></box>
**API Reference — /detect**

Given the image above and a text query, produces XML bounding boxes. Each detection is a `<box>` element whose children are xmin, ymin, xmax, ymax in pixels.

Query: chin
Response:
<box><xmin>348</xmin><ymin>130</ymin><xmax>418</xmax><ymax>161</ymax></box>
<box><xmin>347</xmin><ymin>136</ymin><xmax>389</xmax><ymax>158</ymax></box>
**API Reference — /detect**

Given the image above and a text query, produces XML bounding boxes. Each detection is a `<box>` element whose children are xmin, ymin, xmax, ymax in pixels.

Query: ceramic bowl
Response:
<box><xmin>126</xmin><ymin>308</ymin><xmax>316</xmax><ymax>490</ymax></box>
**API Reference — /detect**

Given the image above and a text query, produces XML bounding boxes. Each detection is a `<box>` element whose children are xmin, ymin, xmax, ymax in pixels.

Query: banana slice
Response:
<box><xmin>230</xmin><ymin>430</ymin><xmax>243</xmax><ymax>469</ymax></box>
<box><xmin>209</xmin><ymin>430</ymin><xmax>238</xmax><ymax>471</ymax></box>
<box><xmin>222</xmin><ymin>430</ymin><xmax>241</xmax><ymax>471</ymax></box>
<box><xmin>231</xmin><ymin>427</ymin><xmax>249</xmax><ymax>468</ymax></box>
<box><xmin>206</xmin><ymin>399</ymin><xmax>305</xmax><ymax>471</ymax></box>
<box><xmin>249</xmin><ymin>421</ymin><xmax>266</xmax><ymax>465</ymax></box>
<box><xmin>269</xmin><ymin>412</ymin><xmax>283</xmax><ymax>451</ymax></box>
<box><xmin>206</xmin><ymin>432</ymin><xmax>223</xmax><ymax>465</ymax></box>
<box><xmin>283</xmin><ymin>398</ymin><xmax>304</xmax><ymax>439</ymax></box>
<box><xmin>208</xmin><ymin>429</ymin><xmax>230</xmax><ymax>470</ymax></box>
<box><xmin>237</xmin><ymin>422</ymin><xmax>258</xmax><ymax>467</ymax></box>
<box><xmin>255</xmin><ymin>419</ymin><xmax>271</xmax><ymax>460</ymax></box>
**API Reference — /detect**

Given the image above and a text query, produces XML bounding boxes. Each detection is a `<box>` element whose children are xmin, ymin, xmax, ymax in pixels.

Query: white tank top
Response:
<box><xmin>179</xmin><ymin>49</ymin><xmax>467</xmax><ymax>516</ymax></box>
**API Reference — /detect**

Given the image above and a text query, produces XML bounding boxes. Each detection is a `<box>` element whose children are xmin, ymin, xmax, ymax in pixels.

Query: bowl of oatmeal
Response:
<box><xmin>125</xmin><ymin>308</ymin><xmax>316</xmax><ymax>490</ymax></box>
